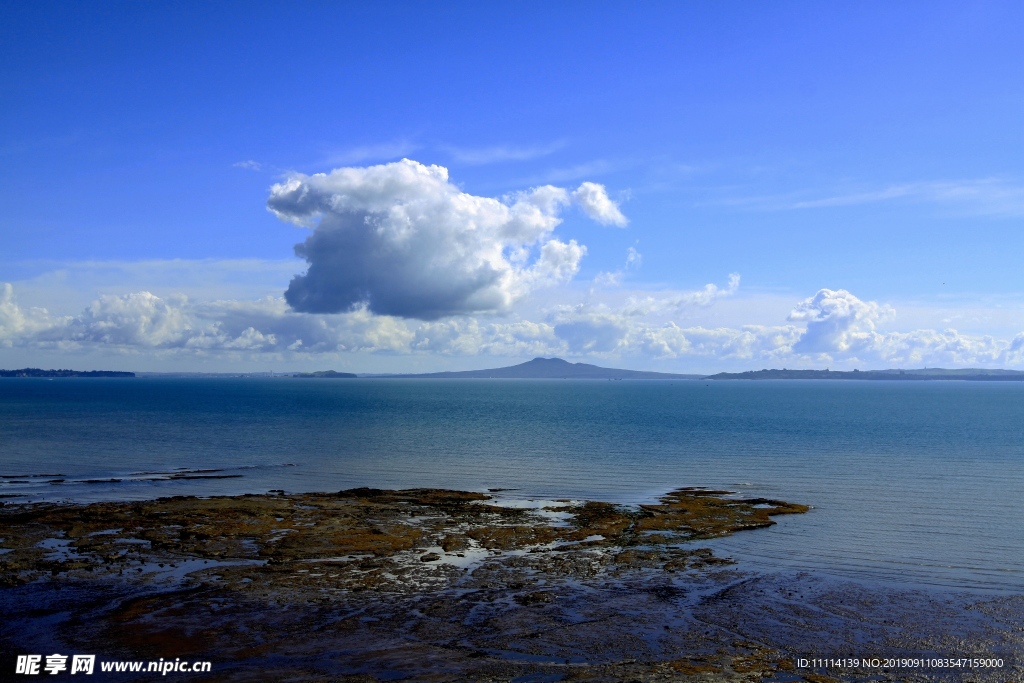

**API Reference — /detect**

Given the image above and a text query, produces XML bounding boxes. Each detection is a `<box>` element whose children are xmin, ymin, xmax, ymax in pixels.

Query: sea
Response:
<box><xmin>1</xmin><ymin>378</ymin><xmax>1022</xmax><ymax>593</ymax></box>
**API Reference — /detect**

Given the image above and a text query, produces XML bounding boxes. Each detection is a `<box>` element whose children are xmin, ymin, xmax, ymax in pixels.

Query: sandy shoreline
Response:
<box><xmin>1</xmin><ymin>488</ymin><xmax>1019</xmax><ymax>681</ymax></box>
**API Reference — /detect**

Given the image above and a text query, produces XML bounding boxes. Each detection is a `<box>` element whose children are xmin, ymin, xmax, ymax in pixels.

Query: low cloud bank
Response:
<box><xmin>2</xmin><ymin>282</ymin><xmax>1022</xmax><ymax>369</ymax></box>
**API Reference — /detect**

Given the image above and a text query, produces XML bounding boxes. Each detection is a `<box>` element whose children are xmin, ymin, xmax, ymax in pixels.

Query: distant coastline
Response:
<box><xmin>7</xmin><ymin>360</ymin><xmax>1024</xmax><ymax>381</ymax></box>
<box><xmin>706</xmin><ymin>368</ymin><xmax>1024</xmax><ymax>381</ymax></box>
<box><xmin>0</xmin><ymin>368</ymin><xmax>135</xmax><ymax>378</ymax></box>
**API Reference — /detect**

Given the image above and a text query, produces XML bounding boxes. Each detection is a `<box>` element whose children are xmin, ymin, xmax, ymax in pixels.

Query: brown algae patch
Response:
<box><xmin>4</xmin><ymin>489</ymin><xmax>1015</xmax><ymax>682</ymax></box>
<box><xmin>0</xmin><ymin>487</ymin><xmax>817</xmax><ymax>681</ymax></box>
<box><xmin>0</xmin><ymin>487</ymin><xmax>805</xmax><ymax>591</ymax></box>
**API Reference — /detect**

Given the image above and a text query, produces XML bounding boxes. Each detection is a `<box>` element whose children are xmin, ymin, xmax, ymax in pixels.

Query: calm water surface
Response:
<box><xmin>1</xmin><ymin>378</ymin><xmax>1021</xmax><ymax>592</ymax></box>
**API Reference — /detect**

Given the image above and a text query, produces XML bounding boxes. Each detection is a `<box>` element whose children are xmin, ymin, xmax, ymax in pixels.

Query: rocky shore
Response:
<box><xmin>1</xmin><ymin>488</ymin><xmax>1019</xmax><ymax>681</ymax></box>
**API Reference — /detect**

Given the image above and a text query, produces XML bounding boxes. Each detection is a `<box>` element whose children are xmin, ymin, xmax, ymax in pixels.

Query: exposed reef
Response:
<box><xmin>0</xmin><ymin>487</ymin><xmax>805</xmax><ymax>593</ymax></box>
<box><xmin>1</xmin><ymin>488</ymin><xmax>1018</xmax><ymax>682</ymax></box>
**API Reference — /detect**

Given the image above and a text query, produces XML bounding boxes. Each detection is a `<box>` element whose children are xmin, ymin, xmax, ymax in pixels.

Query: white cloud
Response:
<box><xmin>61</xmin><ymin>292</ymin><xmax>200</xmax><ymax>347</ymax></box>
<box><xmin>411</xmin><ymin>318</ymin><xmax>563</xmax><ymax>357</ymax></box>
<box><xmin>635</xmin><ymin>323</ymin><xmax>802</xmax><ymax>361</ymax></box>
<box><xmin>615</xmin><ymin>273</ymin><xmax>740</xmax><ymax>314</ymax></box>
<box><xmin>867</xmin><ymin>328</ymin><xmax>1003</xmax><ymax>367</ymax></box>
<box><xmin>4</xmin><ymin>280</ymin><xmax>1024</xmax><ymax>372</ymax></box>
<box><xmin>572</xmin><ymin>182</ymin><xmax>628</xmax><ymax>226</ymax></box>
<box><xmin>593</xmin><ymin>271</ymin><xmax>623</xmax><ymax>287</ymax></box>
<box><xmin>1004</xmin><ymin>334</ymin><xmax>1024</xmax><ymax>365</ymax></box>
<box><xmin>791</xmin><ymin>179</ymin><xmax>1024</xmax><ymax>217</ymax></box>
<box><xmin>0</xmin><ymin>283</ymin><xmax>60</xmax><ymax>347</ymax></box>
<box><xmin>788</xmin><ymin>288</ymin><xmax>894</xmax><ymax>355</ymax></box>
<box><xmin>778</xmin><ymin>289</ymin><xmax>1022</xmax><ymax>367</ymax></box>
<box><xmin>267</xmin><ymin>159</ymin><xmax>619</xmax><ymax>320</ymax></box>
<box><xmin>4</xmin><ymin>258</ymin><xmax>303</xmax><ymax>316</ymax></box>
<box><xmin>719</xmin><ymin>178</ymin><xmax>1024</xmax><ymax>219</ymax></box>
<box><xmin>0</xmin><ymin>287</ymin><xmax>416</xmax><ymax>357</ymax></box>
<box><xmin>666</xmin><ymin>273</ymin><xmax>740</xmax><ymax>309</ymax></box>
<box><xmin>318</xmin><ymin>141</ymin><xmax>420</xmax><ymax>167</ymax></box>
<box><xmin>233</xmin><ymin>160</ymin><xmax>262</xmax><ymax>171</ymax></box>
<box><xmin>792</xmin><ymin>186</ymin><xmax>911</xmax><ymax>208</ymax></box>
<box><xmin>515</xmin><ymin>239</ymin><xmax>588</xmax><ymax>294</ymax></box>
<box><xmin>534</xmin><ymin>284</ymin><xmax>1024</xmax><ymax>368</ymax></box>
<box><xmin>442</xmin><ymin>142</ymin><xmax>563</xmax><ymax>165</ymax></box>
<box><xmin>550</xmin><ymin>304</ymin><xmax>630</xmax><ymax>354</ymax></box>
<box><xmin>594</xmin><ymin>247</ymin><xmax>643</xmax><ymax>288</ymax></box>
<box><xmin>194</xmin><ymin>297</ymin><xmax>414</xmax><ymax>354</ymax></box>
<box><xmin>512</xmin><ymin>160</ymin><xmax>616</xmax><ymax>186</ymax></box>
<box><xmin>546</xmin><ymin>278</ymin><xmax>789</xmax><ymax>360</ymax></box>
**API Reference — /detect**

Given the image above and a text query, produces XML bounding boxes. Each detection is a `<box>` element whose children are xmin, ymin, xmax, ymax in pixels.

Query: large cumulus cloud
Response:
<box><xmin>788</xmin><ymin>288</ymin><xmax>894</xmax><ymax>355</ymax></box>
<box><xmin>267</xmin><ymin>159</ymin><xmax>624</xmax><ymax>320</ymax></box>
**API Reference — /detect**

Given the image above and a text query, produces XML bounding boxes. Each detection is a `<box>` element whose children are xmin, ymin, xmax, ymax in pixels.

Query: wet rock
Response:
<box><xmin>514</xmin><ymin>590</ymin><xmax>554</xmax><ymax>606</ymax></box>
<box><xmin>440</xmin><ymin>534</ymin><xmax>468</xmax><ymax>552</ymax></box>
<box><xmin>0</xmin><ymin>486</ymin><xmax>846</xmax><ymax>682</ymax></box>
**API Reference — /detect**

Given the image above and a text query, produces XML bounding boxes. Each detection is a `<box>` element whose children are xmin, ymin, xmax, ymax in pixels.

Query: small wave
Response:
<box><xmin>236</xmin><ymin>463</ymin><xmax>298</xmax><ymax>470</ymax></box>
<box><xmin>133</xmin><ymin>468</ymin><xmax>227</xmax><ymax>476</ymax></box>
<box><xmin>0</xmin><ymin>473</ymin><xmax>67</xmax><ymax>479</ymax></box>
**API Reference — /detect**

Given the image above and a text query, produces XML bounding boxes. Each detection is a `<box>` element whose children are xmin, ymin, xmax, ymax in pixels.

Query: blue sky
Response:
<box><xmin>2</xmin><ymin>1</ymin><xmax>1023</xmax><ymax>372</ymax></box>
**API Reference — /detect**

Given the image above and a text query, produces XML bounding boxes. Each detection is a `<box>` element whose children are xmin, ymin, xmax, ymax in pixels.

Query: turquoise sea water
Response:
<box><xmin>1</xmin><ymin>378</ymin><xmax>1022</xmax><ymax>592</ymax></box>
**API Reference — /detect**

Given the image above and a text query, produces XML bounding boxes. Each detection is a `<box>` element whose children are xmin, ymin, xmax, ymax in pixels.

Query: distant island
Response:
<box><xmin>0</xmin><ymin>368</ymin><xmax>135</xmax><ymax>378</ymax></box>
<box><xmin>706</xmin><ymin>368</ymin><xmax>1024</xmax><ymax>381</ymax></box>
<box><xmin>294</xmin><ymin>370</ymin><xmax>358</xmax><ymax>379</ymax></box>
<box><xmin>381</xmin><ymin>357</ymin><xmax>703</xmax><ymax>380</ymax></box>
